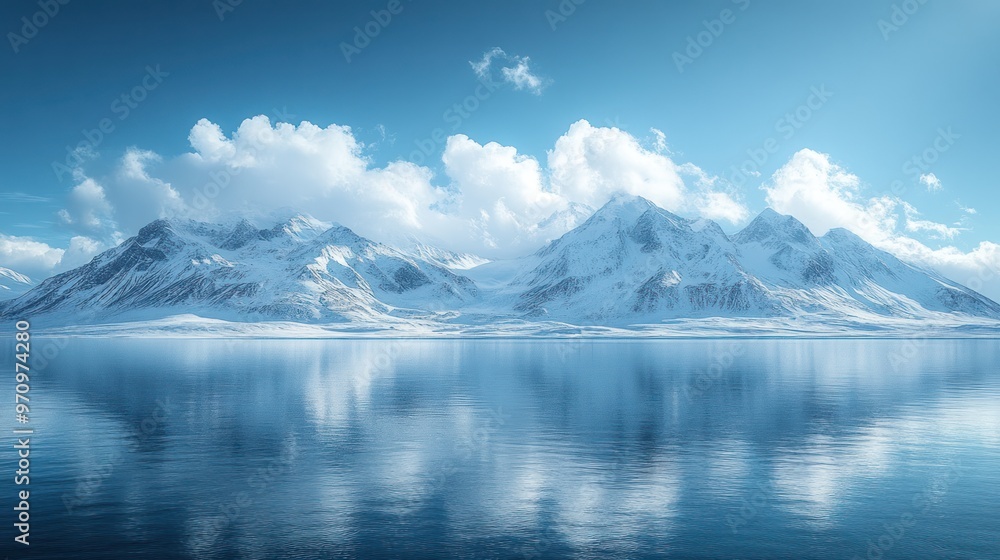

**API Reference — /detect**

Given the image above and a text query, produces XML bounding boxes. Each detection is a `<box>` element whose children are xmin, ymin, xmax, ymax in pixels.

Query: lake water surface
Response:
<box><xmin>3</xmin><ymin>338</ymin><xmax>999</xmax><ymax>559</ymax></box>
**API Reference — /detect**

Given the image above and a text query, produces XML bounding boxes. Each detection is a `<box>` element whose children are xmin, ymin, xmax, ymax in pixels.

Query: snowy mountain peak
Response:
<box><xmin>535</xmin><ymin>202</ymin><xmax>594</xmax><ymax>234</ymax></box>
<box><xmin>136</xmin><ymin>218</ymin><xmax>174</xmax><ymax>242</ymax></box>
<box><xmin>499</xmin><ymin>193</ymin><xmax>767</xmax><ymax>320</ymax></box>
<box><xmin>576</xmin><ymin>194</ymin><xmax>691</xmax><ymax>240</ymax></box>
<box><xmin>596</xmin><ymin>193</ymin><xmax>659</xmax><ymax>219</ymax></box>
<box><xmin>822</xmin><ymin>227</ymin><xmax>865</xmax><ymax>246</ymax></box>
<box><xmin>261</xmin><ymin>213</ymin><xmax>331</xmax><ymax>243</ymax></box>
<box><xmin>607</xmin><ymin>192</ymin><xmax>656</xmax><ymax>206</ymax></box>
<box><xmin>219</xmin><ymin>219</ymin><xmax>260</xmax><ymax>250</ymax></box>
<box><xmin>734</xmin><ymin>208</ymin><xmax>816</xmax><ymax>247</ymax></box>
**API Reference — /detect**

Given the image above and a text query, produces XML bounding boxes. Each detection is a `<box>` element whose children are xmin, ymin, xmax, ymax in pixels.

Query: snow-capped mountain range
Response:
<box><xmin>0</xmin><ymin>214</ymin><xmax>477</xmax><ymax>324</ymax></box>
<box><xmin>465</xmin><ymin>196</ymin><xmax>999</xmax><ymax>323</ymax></box>
<box><xmin>2</xmin><ymin>195</ymin><xmax>998</xmax><ymax>335</ymax></box>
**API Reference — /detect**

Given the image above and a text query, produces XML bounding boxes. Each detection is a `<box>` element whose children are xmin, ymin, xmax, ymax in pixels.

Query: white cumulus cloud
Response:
<box><xmin>0</xmin><ymin>233</ymin><xmax>105</xmax><ymax>279</ymax></box>
<box><xmin>58</xmin><ymin>148</ymin><xmax>186</xmax><ymax>242</ymax></box>
<box><xmin>70</xmin><ymin>116</ymin><xmax>742</xmax><ymax>260</ymax></box>
<box><xmin>58</xmin><ymin>178</ymin><xmax>113</xmax><ymax>232</ymax></box>
<box><xmin>0</xmin><ymin>234</ymin><xmax>64</xmax><ymax>274</ymax></box>
<box><xmin>26</xmin><ymin>117</ymin><xmax>749</xmax><ymax>264</ymax></box>
<box><xmin>548</xmin><ymin>120</ymin><xmax>747</xmax><ymax>222</ymax></box>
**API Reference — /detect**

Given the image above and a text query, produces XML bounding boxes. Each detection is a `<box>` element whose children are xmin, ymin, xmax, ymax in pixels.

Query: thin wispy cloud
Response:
<box><xmin>471</xmin><ymin>47</ymin><xmax>550</xmax><ymax>95</ymax></box>
<box><xmin>904</xmin><ymin>216</ymin><xmax>964</xmax><ymax>240</ymax></box>
<box><xmin>649</xmin><ymin>128</ymin><xmax>672</xmax><ymax>155</ymax></box>
<box><xmin>0</xmin><ymin>192</ymin><xmax>53</xmax><ymax>203</ymax></box>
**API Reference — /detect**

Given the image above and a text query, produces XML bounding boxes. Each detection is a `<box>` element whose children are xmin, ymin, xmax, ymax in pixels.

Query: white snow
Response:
<box><xmin>34</xmin><ymin>313</ymin><xmax>1000</xmax><ymax>339</ymax></box>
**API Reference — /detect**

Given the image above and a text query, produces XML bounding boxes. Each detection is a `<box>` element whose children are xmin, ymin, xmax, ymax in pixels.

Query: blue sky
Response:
<box><xmin>1</xmin><ymin>0</ymin><xmax>999</xmax><ymax>293</ymax></box>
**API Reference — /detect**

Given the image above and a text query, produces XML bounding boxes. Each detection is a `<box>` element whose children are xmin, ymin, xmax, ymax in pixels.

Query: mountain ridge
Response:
<box><xmin>3</xmin><ymin>195</ymin><xmax>998</xmax><ymax>331</ymax></box>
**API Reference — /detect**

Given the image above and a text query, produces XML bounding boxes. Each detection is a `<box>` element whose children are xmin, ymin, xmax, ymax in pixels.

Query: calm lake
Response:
<box><xmin>3</xmin><ymin>338</ymin><xmax>999</xmax><ymax>559</ymax></box>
